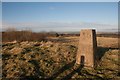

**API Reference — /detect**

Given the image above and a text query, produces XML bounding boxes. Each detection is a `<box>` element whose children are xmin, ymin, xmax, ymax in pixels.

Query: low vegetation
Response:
<box><xmin>1</xmin><ymin>33</ymin><xmax>120</xmax><ymax>79</ymax></box>
<box><xmin>2</xmin><ymin>30</ymin><xmax>47</xmax><ymax>42</ymax></box>
<box><xmin>2</xmin><ymin>29</ymin><xmax>118</xmax><ymax>42</ymax></box>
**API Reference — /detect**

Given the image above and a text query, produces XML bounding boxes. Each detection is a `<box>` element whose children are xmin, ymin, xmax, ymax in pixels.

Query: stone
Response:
<box><xmin>76</xmin><ymin>29</ymin><xmax>97</xmax><ymax>68</ymax></box>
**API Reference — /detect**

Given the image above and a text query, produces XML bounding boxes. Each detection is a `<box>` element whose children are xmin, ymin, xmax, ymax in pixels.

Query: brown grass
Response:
<box><xmin>1</xmin><ymin>35</ymin><xmax>119</xmax><ymax>79</ymax></box>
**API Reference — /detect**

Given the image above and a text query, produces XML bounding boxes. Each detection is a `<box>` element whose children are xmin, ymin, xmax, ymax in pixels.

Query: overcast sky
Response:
<box><xmin>2</xmin><ymin>2</ymin><xmax>118</xmax><ymax>32</ymax></box>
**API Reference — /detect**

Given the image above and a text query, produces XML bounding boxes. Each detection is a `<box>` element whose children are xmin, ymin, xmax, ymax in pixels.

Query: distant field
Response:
<box><xmin>48</xmin><ymin>36</ymin><xmax>118</xmax><ymax>48</ymax></box>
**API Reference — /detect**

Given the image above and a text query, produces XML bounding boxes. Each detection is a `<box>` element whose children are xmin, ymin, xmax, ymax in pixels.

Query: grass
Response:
<box><xmin>1</xmin><ymin>36</ymin><xmax>120</xmax><ymax>79</ymax></box>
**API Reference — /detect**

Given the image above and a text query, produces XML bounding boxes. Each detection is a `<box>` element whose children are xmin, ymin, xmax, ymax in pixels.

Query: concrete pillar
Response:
<box><xmin>76</xmin><ymin>29</ymin><xmax>97</xmax><ymax>68</ymax></box>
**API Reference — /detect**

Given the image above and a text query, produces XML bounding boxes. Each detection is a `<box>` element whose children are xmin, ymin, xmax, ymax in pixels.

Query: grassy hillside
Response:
<box><xmin>1</xmin><ymin>36</ymin><xmax>120</xmax><ymax>79</ymax></box>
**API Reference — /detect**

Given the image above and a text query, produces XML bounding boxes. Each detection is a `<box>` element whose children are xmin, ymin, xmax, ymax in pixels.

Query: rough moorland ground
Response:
<box><xmin>1</xmin><ymin>36</ymin><xmax>120</xmax><ymax>80</ymax></box>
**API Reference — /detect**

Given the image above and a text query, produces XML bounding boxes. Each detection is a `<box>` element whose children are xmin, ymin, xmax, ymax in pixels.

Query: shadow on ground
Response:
<box><xmin>95</xmin><ymin>46</ymin><xmax>119</xmax><ymax>67</ymax></box>
<box><xmin>20</xmin><ymin>60</ymin><xmax>46</xmax><ymax>80</ymax></box>
<box><xmin>47</xmin><ymin>60</ymin><xmax>76</xmax><ymax>80</ymax></box>
<box><xmin>95</xmin><ymin>47</ymin><xmax>109</xmax><ymax>61</ymax></box>
<box><xmin>60</xmin><ymin>64</ymin><xmax>84</xmax><ymax>80</ymax></box>
<box><xmin>47</xmin><ymin>60</ymin><xmax>85</xmax><ymax>80</ymax></box>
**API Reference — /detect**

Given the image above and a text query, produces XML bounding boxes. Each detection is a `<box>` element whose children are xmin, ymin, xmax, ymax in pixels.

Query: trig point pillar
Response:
<box><xmin>76</xmin><ymin>29</ymin><xmax>97</xmax><ymax>68</ymax></box>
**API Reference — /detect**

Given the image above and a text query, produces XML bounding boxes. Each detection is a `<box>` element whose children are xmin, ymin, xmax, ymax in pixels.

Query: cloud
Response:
<box><xmin>2</xmin><ymin>22</ymin><xmax>118</xmax><ymax>32</ymax></box>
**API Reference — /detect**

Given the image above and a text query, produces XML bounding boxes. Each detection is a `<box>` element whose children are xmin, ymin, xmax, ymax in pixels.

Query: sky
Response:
<box><xmin>2</xmin><ymin>2</ymin><xmax>118</xmax><ymax>32</ymax></box>
<box><xmin>1</xmin><ymin>0</ymin><xmax>120</xmax><ymax>2</ymax></box>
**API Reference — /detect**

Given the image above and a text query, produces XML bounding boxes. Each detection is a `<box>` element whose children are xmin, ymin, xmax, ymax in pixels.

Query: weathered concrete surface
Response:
<box><xmin>76</xmin><ymin>29</ymin><xmax>97</xmax><ymax>68</ymax></box>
